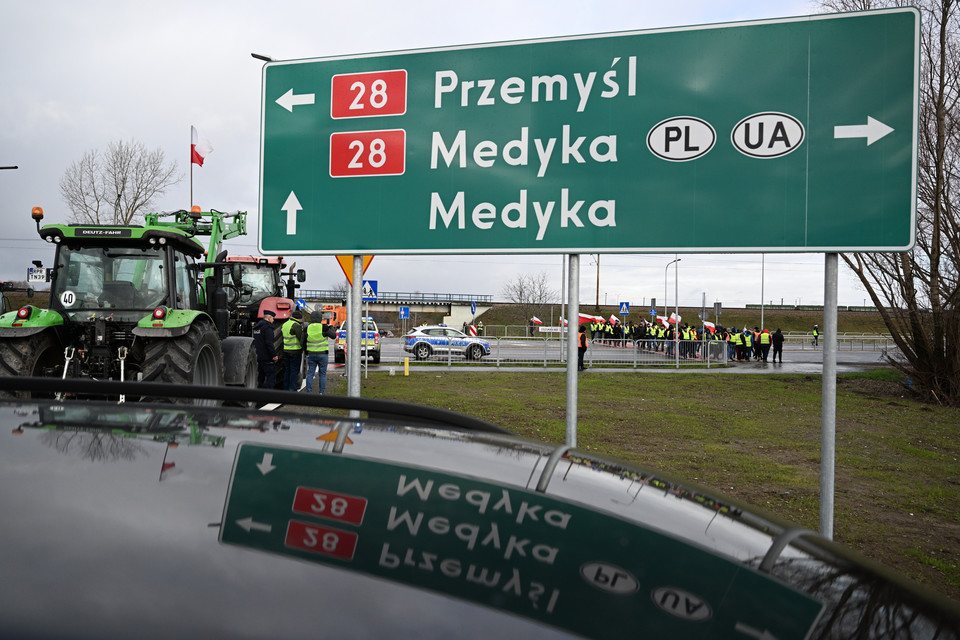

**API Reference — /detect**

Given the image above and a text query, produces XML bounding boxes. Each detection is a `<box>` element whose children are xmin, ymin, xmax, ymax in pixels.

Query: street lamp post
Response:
<box><xmin>593</xmin><ymin>254</ymin><xmax>600</xmax><ymax>312</ymax></box>
<box><xmin>664</xmin><ymin>257</ymin><xmax>681</xmax><ymax>315</ymax></box>
<box><xmin>665</xmin><ymin>257</ymin><xmax>681</xmax><ymax>367</ymax></box>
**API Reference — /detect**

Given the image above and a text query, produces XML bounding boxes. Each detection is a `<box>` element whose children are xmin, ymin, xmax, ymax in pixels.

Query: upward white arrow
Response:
<box><xmin>282</xmin><ymin>191</ymin><xmax>302</xmax><ymax>235</ymax></box>
<box><xmin>276</xmin><ymin>88</ymin><xmax>316</xmax><ymax>112</ymax></box>
<box><xmin>834</xmin><ymin>116</ymin><xmax>894</xmax><ymax>146</ymax></box>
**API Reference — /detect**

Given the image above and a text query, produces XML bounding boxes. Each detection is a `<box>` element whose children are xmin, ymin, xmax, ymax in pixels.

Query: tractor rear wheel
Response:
<box><xmin>0</xmin><ymin>332</ymin><xmax>63</xmax><ymax>398</ymax></box>
<box><xmin>142</xmin><ymin>321</ymin><xmax>224</xmax><ymax>406</ymax></box>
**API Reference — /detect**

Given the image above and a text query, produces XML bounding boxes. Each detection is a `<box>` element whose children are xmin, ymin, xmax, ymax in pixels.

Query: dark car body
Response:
<box><xmin>0</xmin><ymin>377</ymin><xmax>957</xmax><ymax>639</ymax></box>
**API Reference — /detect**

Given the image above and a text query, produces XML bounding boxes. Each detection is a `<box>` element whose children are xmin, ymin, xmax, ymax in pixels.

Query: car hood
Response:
<box><xmin>0</xmin><ymin>394</ymin><xmax>957</xmax><ymax>639</ymax></box>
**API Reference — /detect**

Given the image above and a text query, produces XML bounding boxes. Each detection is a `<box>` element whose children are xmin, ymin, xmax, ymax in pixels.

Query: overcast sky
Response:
<box><xmin>2</xmin><ymin>0</ymin><xmax>887</xmax><ymax>310</ymax></box>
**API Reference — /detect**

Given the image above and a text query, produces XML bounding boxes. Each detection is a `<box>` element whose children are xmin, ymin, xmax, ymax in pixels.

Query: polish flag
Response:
<box><xmin>703</xmin><ymin>321</ymin><xmax>716</xmax><ymax>332</ymax></box>
<box><xmin>559</xmin><ymin>317</ymin><xmax>568</xmax><ymax>326</ymax></box>
<box><xmin>668</xmin><ymin>312</ymin><xmax>681</xmax><ymax>324</ymax></box>
<box><xmin>191</xmin><ymin>126</ymin><xmax>213</xmax><ymax>166</ymax></box>
<box><xmin>160</xmin><ymin>461</ymin><xmax>182</xmax><ymax>481</ymax></box>
<box><xmin>608</xmin><ymin>315</ymin><xmax>618</xmax><ymax>324</ymax></box>
<box><xmin>530</xmin><ymin>316</ymin><xmax>543</xmax><ymax>325</ymax></box>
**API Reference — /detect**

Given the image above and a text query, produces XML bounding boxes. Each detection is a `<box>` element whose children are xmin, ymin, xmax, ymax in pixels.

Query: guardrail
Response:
<box><xmin>383</xmin><ymin>337</ymin><xmax>730</xmax><ymax>368</ymax></box>
<box><xmin>367</xmin><ymin>333</ymin><xmax>899</xmax><ymax>369</ymax></box>
<box><xmin>300</xmin><ymin>290</ymin><xmax>493</xmax><ymax>303</ymax></box>
<box><xmin>479</xmin><ymin>325</ymin><xmax>896</xmax><ymax>347</ymax></box>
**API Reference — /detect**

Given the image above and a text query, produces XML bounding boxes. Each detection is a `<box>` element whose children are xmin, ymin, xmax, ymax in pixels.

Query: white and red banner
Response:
<box><xmin>530</xmin><ymin>316</ymin><xmax>543</xmax><ymax>325</ymax></box>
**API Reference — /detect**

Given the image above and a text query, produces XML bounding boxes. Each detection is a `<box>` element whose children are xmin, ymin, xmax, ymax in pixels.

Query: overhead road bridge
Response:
<box><xmin>298</xmin><ymin>290</ymin><xmax>494</xmax><ymax>326</ymax></box>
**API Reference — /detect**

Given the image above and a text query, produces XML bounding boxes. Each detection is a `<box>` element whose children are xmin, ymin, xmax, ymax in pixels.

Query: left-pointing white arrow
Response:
<box><xmin>276</xmin><ymin>88</ymin><xmax>316</xmax><ymax>112</ymax></box>
<box><xmin>834</xmin><ymin>116</ymin><xmax>894</xmax><ymax>146</ymax></box>
<box><xmin>282</xmin><ymin>191</ymin><xmax>302</xmax><ymax>235</ymax></box>
<box><xmin>236</xmin><ymin>517</ymin><xmax>272</xmax><ymax>533</ymax></box>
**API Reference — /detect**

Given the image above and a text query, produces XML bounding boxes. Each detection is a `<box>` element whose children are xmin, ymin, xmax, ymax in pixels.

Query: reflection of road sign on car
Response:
<box><xmin>361</xmin><ymin>280</ymin><xmax>378</xmax><ymax>302</ymax></box>
<box><xmin>223</xmin><ymin>442</ymin><xmax>824</xmax><ymax>639</ymax></box>
<box><xmin>398</xmin><ymin>306</ymin><xmax>409</xmax><ymax>319</ymax></box>
<box><xmin>619</xmin><ymin>302</ymin><xmax>629</xmax><ymax>315</ymax></box>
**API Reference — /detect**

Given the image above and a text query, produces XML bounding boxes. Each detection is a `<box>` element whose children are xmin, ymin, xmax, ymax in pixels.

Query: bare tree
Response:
<box><xmin>501</xmin><ymin>272</ymin><xmax>557</xmax><ymax>327</ymax></box>
<box><xmin>819</xmin><ymin>0</ymin><xmax>960</xmax><ymax>405</ymax></box>
<box><xmin>59</xmin><ymin>139</ymin><xmax>181</xmax><ymax>224</ymax></box>
<box><xmin>328</xmin><ymin>280</ymin><xmax>349</xmax><ymax>301</ymax></box>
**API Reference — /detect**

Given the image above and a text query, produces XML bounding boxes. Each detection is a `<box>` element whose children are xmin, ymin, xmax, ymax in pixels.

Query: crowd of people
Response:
<box><xmin>583</xmin><ymin>319</ymin><xmax>788</xmax><ymax>363</ymax></box>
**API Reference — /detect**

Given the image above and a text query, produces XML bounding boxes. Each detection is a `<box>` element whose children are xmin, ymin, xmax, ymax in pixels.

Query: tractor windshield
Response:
<box><xmin>52</xmin><ymin>245</ymin><xmax>189</xmax><ymax>318</ymax></box>
<box><xmin>234</xmin><ymin>263</ymin><xmax>281</xmax><ymax>305</ymax></box>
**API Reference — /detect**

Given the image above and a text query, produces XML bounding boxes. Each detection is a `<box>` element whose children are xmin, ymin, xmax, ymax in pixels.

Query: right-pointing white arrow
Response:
<box><xmin>834</xmin><ymin>116</ymin><xmax>894</xmax><ymax>146</ymax></box>
<box><xmin>282</xmin><ymin>191</ymin><xmax>303</xmax><ymax>235</ymax></box>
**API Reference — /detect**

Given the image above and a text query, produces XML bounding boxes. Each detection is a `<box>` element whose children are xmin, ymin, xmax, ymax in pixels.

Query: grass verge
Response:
<box><xmin>325</xmin><ymin>367</ymin><xmax>960</xmax><ymax>602</ymax></box>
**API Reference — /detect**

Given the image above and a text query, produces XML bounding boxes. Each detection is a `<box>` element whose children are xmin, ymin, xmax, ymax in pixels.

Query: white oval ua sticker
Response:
<box><xmin>731</xmin><ymin>112</ymin><xmax>805</xmax><ymax>158</ymax></box>
<box><xmin>647</xmin><ymin>116</ymin><xmax>716</xmax><ymax>162</ymax></box>
<box><xmin>651</xmin><ymin>586</ymin><xmax>713</xmax><ymax>621</ymax></box>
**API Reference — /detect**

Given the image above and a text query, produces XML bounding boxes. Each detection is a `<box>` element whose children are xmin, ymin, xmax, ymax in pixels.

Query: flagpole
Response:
<box><xmin>189</xmin><ymin>127</ymin><xmax>194</xmax><ymax>208</ymax></box>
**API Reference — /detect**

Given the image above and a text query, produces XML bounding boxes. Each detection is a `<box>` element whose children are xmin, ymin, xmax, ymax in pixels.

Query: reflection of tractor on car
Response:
<box><xmin>0</xmin><ymin>206</ymin><xmax>303</xmax><ymax>401</ymax></box>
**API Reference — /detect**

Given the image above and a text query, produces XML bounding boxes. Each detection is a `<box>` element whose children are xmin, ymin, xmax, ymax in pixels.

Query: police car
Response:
<box><xmin>334</xmin><ymin>317</ymin><xmax>380</xmax><ymax>364</ymax></box>
<box><xmin>403</xmin><ymin>324</ymin><xmax>491</xmax><ymax>360</ymax></box>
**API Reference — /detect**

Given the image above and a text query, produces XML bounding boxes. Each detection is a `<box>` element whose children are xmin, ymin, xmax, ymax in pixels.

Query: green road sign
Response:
<box><xmin>221</xmin><ymin>442</ymin><xmax>823</xmax><ymax>639</ymax></box>
<box><xmin>258</xmin><ymin>8</ymin><xmax>918</xmax><ymax>255</ymax></box>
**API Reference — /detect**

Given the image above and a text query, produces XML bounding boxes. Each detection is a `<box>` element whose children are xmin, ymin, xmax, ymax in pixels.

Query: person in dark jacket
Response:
<box><xmin>253</xmin><ymin>310</ymin><xmax>278</xmax><ymax>388</ymax></box>
<box><xmin>772</xmin><ymin>328</ymin><xmax>785</xmax><ymax>363</ymax></box>
<box><xmin>578</xmin><ymin>325</ymin><xmax>589</xmax><ymax>371</ymax></box>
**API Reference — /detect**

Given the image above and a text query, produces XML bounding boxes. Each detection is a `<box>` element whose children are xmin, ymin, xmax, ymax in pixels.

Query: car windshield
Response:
<box><xmin>341</xmin><ymin>321</ymin><xmax>377</xmax><ymax>331</ymax></box>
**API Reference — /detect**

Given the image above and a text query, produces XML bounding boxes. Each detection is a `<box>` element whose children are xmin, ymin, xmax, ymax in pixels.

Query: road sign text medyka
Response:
<box><xmin>258</xmin><ymin>9</ymin><xmax>918</xmax><ymax>256</ymax></box>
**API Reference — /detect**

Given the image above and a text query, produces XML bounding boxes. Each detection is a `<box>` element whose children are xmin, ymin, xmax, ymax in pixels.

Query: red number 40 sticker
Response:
<box><xmin>331</xmin><ymin>69</ymin><xmax>407</xmax><ymax>119</ymax></box>
<box><xmin>330</xmin><ymin>129</ymin><xmax>405</xmax><ymax>177</ymax></box>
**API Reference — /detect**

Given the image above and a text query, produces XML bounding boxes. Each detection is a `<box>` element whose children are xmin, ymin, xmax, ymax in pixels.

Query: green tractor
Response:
<box><xmin>0</xmin><ymin>206</ymin><xmax>261</xmax><ymax>402</ymax></box>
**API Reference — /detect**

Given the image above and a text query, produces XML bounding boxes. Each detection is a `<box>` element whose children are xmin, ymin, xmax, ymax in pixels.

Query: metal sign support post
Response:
<box><xmin>364</xmin><ymin>297</ymin><xmax>369</xmax><ymax>379</ymax></box>
<box><xmin>565</xmin><ymin>254</ymin><xmax>580</xmax><ymax>448</ymax></box>
<box><xmin>820</xmin><ymin>253</ymin><xmax>838</xmax><ymax>539</ymax></box>
<box><xmin>348</xmin><ymin>256</ymin><xmax>362</xmax><ymax>406</ymax></box>
<box><xmin>560</xmin><ymin>255</ymin><xmax>567</xmax><ymax>361</ymax></box>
